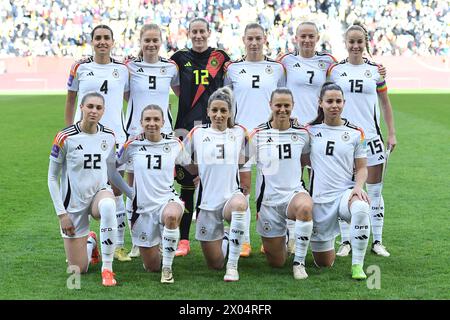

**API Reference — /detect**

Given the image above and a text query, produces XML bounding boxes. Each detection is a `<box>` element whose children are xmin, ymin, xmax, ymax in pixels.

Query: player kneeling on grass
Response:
<box><xmin>116</xmin><ymin>105</ymin><xmax>190</xmax><ymax>284</ymax></box>
<box><xmin>249</xmin><ymin>88</ymin><xmax>313</xmax><ymax>280</ymax></box>
<box><xmin>184</xmin><ymin>87</ymin><xmax>248</xmax><ymax>282</ymax></box>
<box><xmin>48</xmin><ymin>92</ymin><xmax>133</xmax><ymax>287</ymax></box>
<box><xmin>306</xmin><ymin>82</ymin><xmax>371</xmax><ymax>280</ymax></box>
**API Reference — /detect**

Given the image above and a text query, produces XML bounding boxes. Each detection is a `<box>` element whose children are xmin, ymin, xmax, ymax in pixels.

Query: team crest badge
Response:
<box><xmin>176</xmin><ymin>167</ymin><xmax>185</xmax><ymax>180</ymax></box>
<box><xmin>364</xmin><ymin>70</ymin><xmax>372</xmax><ymax>78</ymax></box>
<box><xmin>160</xmin><ymin>67</ymin><xmax>167</xmax><ymax>75</ymax></box>
<box><xmin>342</xmin><ymin>132</ymin><xmax>350</xmax><ymax>142</ymax></box>
<box><xmin>265</xmin><ymin>65</ymin><xmax>273</xmax><ymax>74</ymax></box>
<box><xmin>112</xmin><ymin>69</ymin><xmax>119</xmax><ymax>78</ymax></box>
<box><xmin>228</xmin><ymin>134</ymin><xmax>235</xmax><ymax>141</ymax></box>
<box><xmin>200</xmin><ymin>226</ymin><xmax>207</xmax><ymax>236</ymax></box>
<box><xmin>139</xmin><ymin>232</ymin><xmax>148</xmax><ymax>242</ymax></box>
<box><xmin>291</xmin><ymin>134</ymin><xmax>299</xmax><ymax>141</ymax></box>
<box><xmin>211</xmin><ymin>57</ymin><xmax>219</xmax><ymax>68</ymax></box>
<box><xmin>163</xmin><ymin>144</ymin><xmax>171</xmax><ymax>153</ymax></box>
<box><xmin>263</xmin><ymin>222</ymin><xmax>271</xmax><ymax>233</ymax></box>
<box><xmin>318</xmin><ymin>60</ymin><xmax>327</xmax><ymax>70</ymax></box>
<box><xmin>101</xmin><ymin>140</ymin><xmax>108</xmax><ymax>151</ymax></box>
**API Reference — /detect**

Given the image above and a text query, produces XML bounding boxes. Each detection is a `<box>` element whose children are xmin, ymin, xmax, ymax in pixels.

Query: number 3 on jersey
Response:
<box><xmin>194</xmin><ymin>70</ymin><xmax>209</xmax><ymax>85</ymax></box>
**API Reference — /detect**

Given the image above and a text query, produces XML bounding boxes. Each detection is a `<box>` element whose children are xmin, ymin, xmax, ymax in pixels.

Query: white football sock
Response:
<box><xmin>339</xmin><ymin>218</ymin><xmax>351</xmax><ymax>243</ymax></box>
<box><xmin>222</xmin><ymin>227</ymin><xmax>230</xmax><ymax>258</ymax></box>
<box><xmin>287</xmin><ymin>218</ymin><xmax>295</xmax><ymax>242</ymax></box>
<box><xmin>86</xmin><ymin>233</ymin><xmax>96</xmax><ymax>264</ymax></box>
<box><xmin>367</xmin><ymin>183</ymin><xmax>384</xmax><ymax>243</ymax></box>
<box><xmin>243</xmin><ymin>195</ymin><xmax>251</xmax><ymax>244</ymax></box>
<box><xmin>99</xmin><ymin>198</ymin><xmax>117</xmax><ymax>271</ymax></box>
<box><xmin>294</xmin><ymin>220</ymin><xmax>313</xmax><ymax>265</ymax></box>
<box><xmin>162</xmin><ymin>227</ymin><xmax>180</xmax><ymax>269</ymax></box>
<box><xmin>115</xmin><ymin>196</ymin><xmax>126</xmax><ymax>247</ymax></box>
<box><xmin>350</xmin><ymin>200</ymin><xmax>370</xmax><ymax>266</ymax></box>
<box><xmin>227</xmin><ymin>211</ymin><xmax>246</xmax><ymax>269</ymax></box>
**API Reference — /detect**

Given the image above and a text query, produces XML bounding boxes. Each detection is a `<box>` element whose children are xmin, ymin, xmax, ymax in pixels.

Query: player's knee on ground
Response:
<box><xmin>311</xmin><ymin>241</ymin><xmax>335</xmax><ymax>267</ymax></box>
<box><xmin>267</xmin><ymin>255</ymin><xmax>286</xmax><ymax>268</ymax></box>
<box><xmin>312</xmin><ymin>251</ymin><xmax>335</xmax><ymax>268</ymax></box>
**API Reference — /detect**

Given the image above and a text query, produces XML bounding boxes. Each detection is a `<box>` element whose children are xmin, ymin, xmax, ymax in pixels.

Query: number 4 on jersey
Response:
<box><xmin>100</xmin><ymin>80</ymin><xmax>108</xmax><ymax>94</ymax></box>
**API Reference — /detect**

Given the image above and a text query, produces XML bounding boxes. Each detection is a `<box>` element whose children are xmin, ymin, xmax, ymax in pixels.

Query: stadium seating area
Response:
<box><xmin>1</xmin><ymin>0</ymin><xmax>448</xmax><ymax>59</ymax></box>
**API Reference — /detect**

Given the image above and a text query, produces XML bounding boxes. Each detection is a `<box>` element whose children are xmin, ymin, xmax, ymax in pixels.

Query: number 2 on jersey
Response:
<box><xmin>149</xmin><ymin>75</ymin><xmax>156</xmax><ymax>90</ymax></box>
<box><xmin>193</xmin><ymin>70</ymin><xmax>209</xmax><ymax>85</ymax></box>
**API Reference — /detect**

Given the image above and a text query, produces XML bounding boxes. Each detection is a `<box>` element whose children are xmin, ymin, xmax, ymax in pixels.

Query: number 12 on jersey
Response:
<box><xmin>193</xmin><ymin>70</ymin><xmax>209</xmax><ymax>85</ymax></box>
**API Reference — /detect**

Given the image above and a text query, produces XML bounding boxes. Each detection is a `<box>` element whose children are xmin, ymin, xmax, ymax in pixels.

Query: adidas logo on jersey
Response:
<box><xmin>293</xmin><ymin>63</ymin><xmax>301</xmax><ymax>68</ymax></box>
<box><xmin>378</xmin><ymin>155</ymin><xmax>385</xmax><ymax>161</ymax></box>
<box><xmin>184</xmin><ymin>62</ymin><xmax>192</xmax><ymax>67</ymax></box>
<box><xmin>136</xmin><ymin>67</ymin><xmax>144</xmax><ymax>73</ymax></box>
<box><xmin>266</xmin><ymin>137</ymin><xmax>273</xmax><ymax>143</ymax></box>
<box><xmin>86</xmin><ymin>72</ymin><xmax>94</xmax><ymax>76</ymax></box>
<box><xmin>315</xmin><ymin>132</ymin><xmax>322</xmax><ymax>137</ymax></box>
<box><xmin>75</xmin><ymin>144</ymin><xmax>83</xmax><ymax>150</ymax></box>
<box><xmin>139</xmin><ymin>146</ymin><xmax>147</xmax><ymax>152</ymax></box>
<box><xmin>239</xmin><ymin>69</ymin><xmax>246</xmax><ymax>74</ymax></box>
<box><xmin>203</xmin><ymin>137</ymin><xmax>211</xmax><ymax>142</ymax></box>
<box><xmin>340</xmin><ymin>72</ymin><xmax>347</xmax><ymax>77</ymax></box>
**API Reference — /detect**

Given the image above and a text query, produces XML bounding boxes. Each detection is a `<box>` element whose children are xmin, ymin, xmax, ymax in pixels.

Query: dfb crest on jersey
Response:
<box><xmin>200</xmin><ymin>226</ymin><xmax>207</xmax><ymax>236</ymax></box>
<box><xmin>101</xmin><ymin>140</ymin><xmax>108</xmax><ymax>151</ymax></box>
<box><xmin>228</xmin><ymin>133</ymin><xmax>236</xmax><ymax>141</ymax></box>
<box><xmin>160</xmin><ymin>67</ymin><xmax>167</xmax><ymax>75</ymax></box>
<box><xmin>318</xmin><ymin>60</ymin><xmax>327</xmax><ymax>70</ymax></box>
<box><xmin>263</xmin><ymin>221</ymin><xmax>271</xmax><ymax>233</ymax></box>
<box><xmin>112</xmin><ymin>69</ymin><xmax>119</xmax><ymax>78</ymax></box>
<box><xmin>364</xmin><ymin>70</ymin><xmax>372</xmax><ymax>78</ymax></box>
<box><xmin>139</xmin><ymin>232</ymin><xmax>148</xmax><ymax>242</ymax></box>
<box><xmin>176</xmin><ymin>167</ymin><xmax>185</xmax><ymax>180</ymax></box>
<box><xmin>291</xmin><ymin>134</ymin><xmax>299</xmax><ymax>141</ymax></box>
<box><xmin>265</xmin><ymin>65</ymin><xmax>273</xmax><ymax>74</ymax></box>
<box><xmin>342</xmin><ymin>132</ymin><xmax>350</xmax><ymax>142</ymax></box>
<box><xmin>163</xmin><ymin>144</ymin><xmax>171</xmax><ymax>153</ymax></box>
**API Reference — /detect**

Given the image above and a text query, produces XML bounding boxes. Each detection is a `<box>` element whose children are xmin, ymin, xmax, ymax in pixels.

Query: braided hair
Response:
<box><xmin>345</xmin><ymin>22</ymin><xmax>372</xmax><ymax>58</ymax></box>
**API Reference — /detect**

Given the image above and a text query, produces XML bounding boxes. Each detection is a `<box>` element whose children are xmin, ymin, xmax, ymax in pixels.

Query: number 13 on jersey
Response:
<box><xmin>193</xmin><ymin>70</ymin><xmax>209</xmax><ymax>85</ymax></box>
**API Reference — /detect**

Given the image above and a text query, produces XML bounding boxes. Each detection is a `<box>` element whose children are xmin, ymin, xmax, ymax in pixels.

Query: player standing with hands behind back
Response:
<box><xmin>170</xmin><ymin>17</ymin><xmax>230</xmax><ymax>256</ymax></box>
<box><xmin>327</xmin><ymin>23</ymin><xmax>396</xmax><ymax>257</ymax></box>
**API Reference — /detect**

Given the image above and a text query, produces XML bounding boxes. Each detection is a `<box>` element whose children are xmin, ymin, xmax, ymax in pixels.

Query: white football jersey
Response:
<box><xmin>327</xmin><ymin>58</ymin><xmax>387</xmax><ymax>139</ymax></box>
<box><xmin>308</xmin><ymin>120</ymin><xmax>367</xmax><ymax>203</ymax></box>
<box><xmin>185</xmin><ymin>124</ymin><xmax>248</xmax><ymax>210</ymax></box>
<box><xmin>49</xmin><ymin>122</ymin><xmax>116</xmax><ymax>212</ymax></box>
<box><xmin>125</xmin><ymin>57</ymin><xmax>179</xmax><ymax>136</ymax></box>
<box><xmin>280</xmin><ymin>51</ymin><xmax>336</xmax><ymax>124</ymax></box>
<box><xmin>67</xmin><ymin>57</ymin><xmax>130</xmax><ymax>144</ymax></box>
<box><xmin>249</xmin><ymin>122</ymin><xmax>310</xmax><ymax>207</ymax></box>
<box><xmin>117</xmin><ymin>133</ymin><xmax>188</xmax><ymax>214</ymax></box>
<box><xmin>224</xmin><ymin>57</ymin><xmax>286</xmax><ymax>130</ymax></box>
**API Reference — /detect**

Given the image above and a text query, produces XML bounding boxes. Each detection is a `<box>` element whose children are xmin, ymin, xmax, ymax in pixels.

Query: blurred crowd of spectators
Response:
<box><xmin>1</xmin><ymin>0</ymin><xmax>448</xmax><ymax>60</ymax></box>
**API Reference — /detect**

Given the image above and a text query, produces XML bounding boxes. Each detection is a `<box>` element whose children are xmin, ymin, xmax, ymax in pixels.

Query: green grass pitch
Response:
<box><xmin>0</xmin><ymin>93</ymin><xmax>449</xmax><ymax>299</ymax></box>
